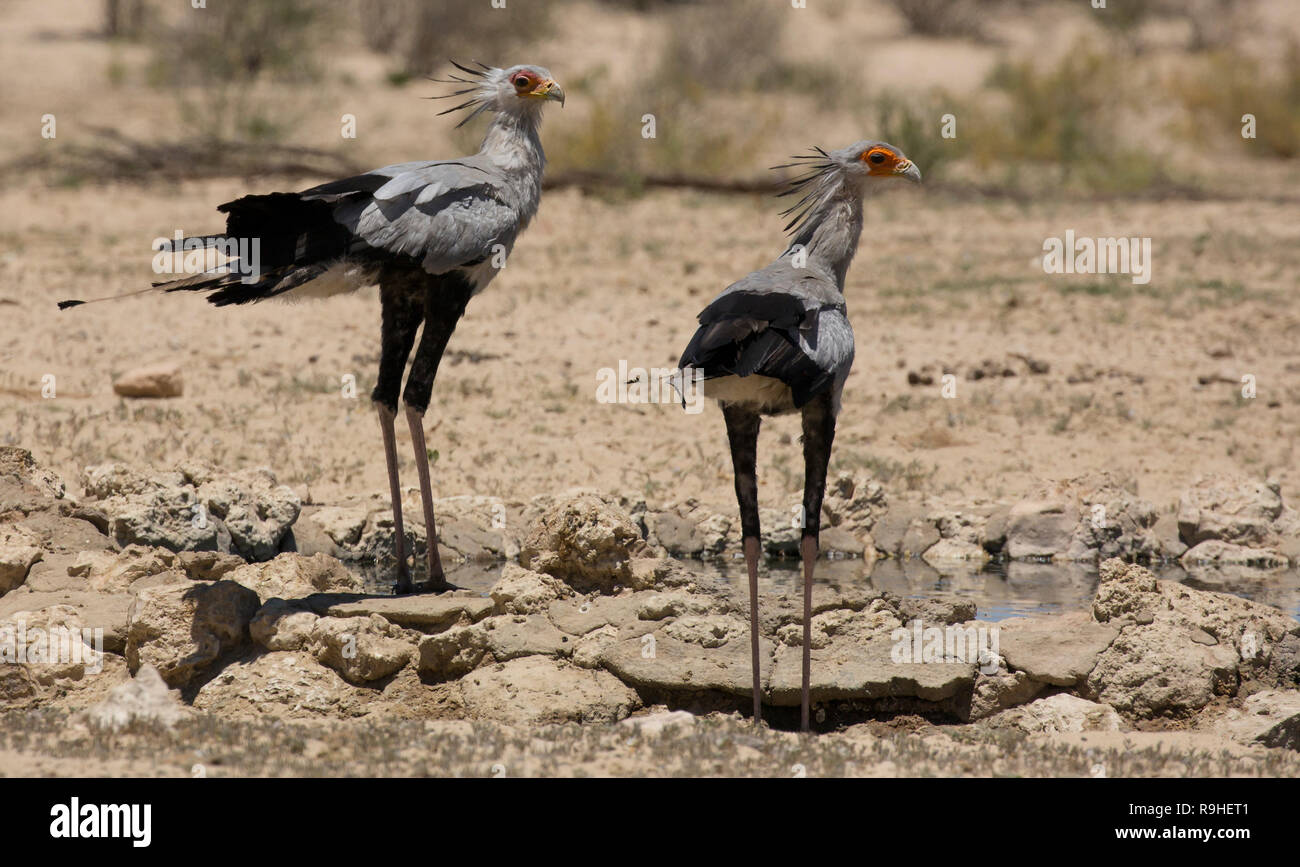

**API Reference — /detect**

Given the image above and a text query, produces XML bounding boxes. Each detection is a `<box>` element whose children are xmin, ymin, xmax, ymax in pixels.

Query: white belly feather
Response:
<box><xmin>704</xmin><ymin>374</ymin><xmax>797</xmax><ymax>414</ymax></box>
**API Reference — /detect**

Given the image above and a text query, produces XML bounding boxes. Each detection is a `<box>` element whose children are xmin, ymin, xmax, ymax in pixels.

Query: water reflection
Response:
<box><xmin>357</xmin><ymin>556</ymin><xmax>1300</xmax><ymax>622</ymax></box>
<box><xmin>676</xmin><ymin>557</ymin><xmax>1300</xmax><ymax>622</ymax></box>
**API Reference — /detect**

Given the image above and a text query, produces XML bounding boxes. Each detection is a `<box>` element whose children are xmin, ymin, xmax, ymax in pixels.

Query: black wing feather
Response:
<box><xmin>147</xmin><ymin>188</ymin><xmax>384</xmax><ymax>306</ymax></box>
<box><xmin>679</xmin><ymin>290</ymin><xmax>832</xmax><ymax>408</ymax></box>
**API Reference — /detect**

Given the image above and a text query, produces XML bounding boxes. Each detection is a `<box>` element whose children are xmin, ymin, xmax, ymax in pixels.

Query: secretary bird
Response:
<box><xmin>59</xmin><ymin>62</ymin><xmax>564</xmax><ymax>594</ymax></box>
<box><xmin>676</xmin><ymin>141</ymin><xmax>921</xmax><ymax>731</ymax></box>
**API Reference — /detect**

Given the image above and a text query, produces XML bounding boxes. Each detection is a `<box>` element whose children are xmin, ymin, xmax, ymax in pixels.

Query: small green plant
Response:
<box><xmin>144</xmin><ymin>0</ymin><xmax>331</xmax><ymax>144</ymax></box>
<box><xmin>1170</xmin><ymin>41</ymin><xmax>1300</xmax><ymax>158</ymax></box>
<box><xmin>957</xmin><ymin>41</ymin><xmax>1171</xmax><ymax>192</ymax></box>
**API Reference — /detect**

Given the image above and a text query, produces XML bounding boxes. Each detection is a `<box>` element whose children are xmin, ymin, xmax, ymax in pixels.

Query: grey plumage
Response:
<box><xmin>59</xmin><ymin>62</ymin><xmax>566</xmax><ymax>597</ymax></box>
<box><xmin>679</xmin><ymin>141</ymin><xmax>919</xmax><ymax>415</ymax></box>
<box><xmin>60</xmin><ymin>63</ymin><xmax>563</xmax><ymax>310</ymax></box>
<box><xmin>676</xmin><ymin>139</ymin><xmax>921</xmax><ymax>731</ymax></box>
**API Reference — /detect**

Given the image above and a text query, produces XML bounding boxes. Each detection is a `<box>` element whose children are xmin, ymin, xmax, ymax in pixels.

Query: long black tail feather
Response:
<box><xmin>58</xmin><ymin>191</ymin><xmax>366</xmax><ymax>310</ymax></box>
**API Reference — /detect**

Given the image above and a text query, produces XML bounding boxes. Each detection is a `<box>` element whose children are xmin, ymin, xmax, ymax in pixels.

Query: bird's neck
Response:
<box><xmin>479</xmin><ymin>109</ymin><xmax>547</xmax><ymax>176</ymax></box>
<box><xmin>785</xmin><ymin>192</ymin><xmax>864</xmax><ymax>291</ymax></box>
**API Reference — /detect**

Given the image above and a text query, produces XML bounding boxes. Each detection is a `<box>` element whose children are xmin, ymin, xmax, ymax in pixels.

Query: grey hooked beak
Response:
<box><xmin>895</xmin><ymin>159</ymin><xmax>922</xmax><ymax>184</ymax></box>
<box><xmin>533</xmin><ymin>80</ymin><xmax>565</xmax><ymax>107</ymax></box>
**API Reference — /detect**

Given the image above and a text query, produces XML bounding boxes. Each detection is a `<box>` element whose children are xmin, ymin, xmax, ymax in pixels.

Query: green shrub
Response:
<box><xmin>145</xmin><ymin>0</ymin><xmax>332</xmax><ymax>144</ymax></box>
<box><xmin>1170</xmin><ymin>41</ymin><xmax>1300</xmax><ymax>159</ymax></box>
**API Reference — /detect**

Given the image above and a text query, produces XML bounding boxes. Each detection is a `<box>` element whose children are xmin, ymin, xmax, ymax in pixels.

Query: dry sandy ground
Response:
<box><xmin>3</xmin><ymin>0</ymin><xmax>1300</xmax><ymax>778</ymax></box>
<box><xmin>4</xmin><ymin>0</ymin><xmax>1300</xmax><ymax>524</ymax></box>
<box><xmin>3</xmin><ymin>707</ymin><xmax>1297</xmax><ymax>778</ymax></box>
<box><xmin>4</xmin><ymin>181</ymin><xmax>1300</xmax><ymax>523</ymax></box>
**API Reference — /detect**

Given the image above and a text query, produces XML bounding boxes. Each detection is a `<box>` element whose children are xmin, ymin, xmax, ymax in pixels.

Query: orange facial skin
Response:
<box><xmin>861</xmin><ymin>146</ymin><xmax>912</xmax><ymax>177</ymax></box>
<box><xmin>510</xmin><ymin>70</ymin><xmax>563</xmax><ymax>103</ymax></box>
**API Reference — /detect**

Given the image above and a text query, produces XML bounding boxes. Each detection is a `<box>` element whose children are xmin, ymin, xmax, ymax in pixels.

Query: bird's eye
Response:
<box><xmin>868</xmin><ymin>151</ymin><xmax>887</xmax><ymax>165</ymax></box>
<box><xmin>513</xmin><ymin>76</ymin><xmax>530</xmax><ymax>88</ymax></box>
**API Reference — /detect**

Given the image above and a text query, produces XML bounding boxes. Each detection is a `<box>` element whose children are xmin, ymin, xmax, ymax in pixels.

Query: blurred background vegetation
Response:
<box><xmin>13</xmin><ymin>0</ymin><xmax>1300</xmax><ymax>197</ymax></box>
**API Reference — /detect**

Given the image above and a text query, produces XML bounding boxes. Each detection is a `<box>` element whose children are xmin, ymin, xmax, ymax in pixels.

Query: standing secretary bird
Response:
<box><xmin>59</xmin><ymin>62</ymin><xmax>564</xmax><ymax>594</ymax></box>
<box><xmin>676</xmin><ymin>140</ymin><xmax>921</xmax><ymax>731</ymax></box>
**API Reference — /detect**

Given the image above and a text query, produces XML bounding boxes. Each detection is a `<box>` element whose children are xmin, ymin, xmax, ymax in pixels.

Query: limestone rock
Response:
<box><xmin>0</xmin><ymin>447</ymin><xmax>68</xmax><ymax>509</ymax></box>
<box><xmin>922</xmin><ymin>537</ymin><xmax>990</xmax><ymax>566</ymax></box>
<box><xmin>67</xmin><ymin>545</ymin><xmax>175</xmax><ymax>592</ymax></box>
<box><xmin>249</xmin><ymin>598</ymin><xmax>319</xmax><ymax>652</ymax></box>
<box><xmin>112</xmin><ymin>362</ymin><xmax>184</xmax><ymax>398</ymax></box>
<box><xmin>1181</xmin><ymin>540</ymin><xmax>1288</xmax><ymax>569</ymax></box>
<box><xmin>966</xmin><ymin>668</ymin><xmax>1044</xmax><ymax>721</ymax></box>
<box><xmin>458</xmin><ymin>656</ymin><xmax>639</xmax><ymax>725</ymax></box>
<box><xmin>81</xmin><ymin>465</ymin><xmax>219</xmax><ymax>552</ymax></box>
<box><xmin>1177</xmin><ymin>476</ymin><xmax>1283</xmax><ymax>548</ymax></box>
<box><xmin>776</xmin><ymin>602</ymin><xmax>901</xmax><ymax>649</ymax></box>
<box><xmin>174</xmin><ymin>550</ymin><xmax>246</xmax><ymax>581</ymax></box>
<box><xmin>643</xmin><ymin>501</ymin><xmax>731</xmax><ymax>557</ymax></box>
<box><xmin>897</xmin><ymin>595</ymin><xmax>978</xmax><ymax>626</ymax></box>
<box><xmin>663</xmin><ymin>614</ymin><xmax>749</xmax><ymax>648</ymax></box>
<box><xmin>637</xmin><ymin>591</ymin><xmax>717</xmax><ymax>621</ymax></box>
<box><xmin>820</xmin><ymin>472</ymin><xmax>887</xmax><ymax>536</ymax></box>
<box><xmin>601</xmin><ymin>629</ymin><xmax>774</xmax><ymax>698</ymax></box>
<box><xmin>768</xmin><ymin>634</ymin><xmax>974</xmax><ymax>705</ymax></box>
<box><xmin>900</xmin><ymin>520</ymin><xmax>941</xmax><ymax>558</ymax></box>
<box><xmin>480</xmin><ymin>614</ymin><xmax>569</xmax><ymax>661</ymax></box>
<box><xmin>999</xmin><ymin>611</ymin><xmax>1119</xmax><ymax>686</ymax></box>
<box><xmin>488</xmin><ymin>563</ymin><xmax>572</xmax><ymax>614</ymax></box>
<box><xmin>1084</xmin><ymin>618</ymin><xmax>1239</xmax><ymax>718</ymax></box>
<box><xmin>303</xmin><ymin>505</ymin><xmax>368</xmax><ymax>549</ymax></box>
<box><xmin>0</xmin><ymin>588</ymin><xmax>133</xmax><ymax>653</ymax></box>
<box><xmin>987</xmin><ymin>694</ymin><xmax>1124</xmax><ymax>734</ymax></box>
<box><xmin>227</xmin><ymin>553</ymin><xmax>363</xmax><ymax>602</ymax></box>
<box><xmin>819</xmin><ymin>527</ymin><xmax>868</xmax><ymax>559</ymax></box>
<box><xmin>520</xmin><ymin>491</ymin><xmax>645</xmax><ymax>593</ymax></box>
<box><xmin>125</xmin><ymin>579</ymin><xmax>260</xmax><ymax>686</ymax></box>
<box><xmin>871</xmin><ymin>505</ymin><xmax>933</xmax><ymax>557</ymax></box>
<box><xmin>309</xmin><ymin>615</ymin><xmax>414</xmax><ymax>683</ymax></box>
<box><xmin>548</xmin><ymin>593</ymin><xmax>648</xmax><ymax>636</ymax></box>
<box><xmin>627</xmin><ymin>557</ymin><xmax>697</xmax><ymax>591</ymax></box>
<box><xmin>322</xmin><ymin>592</ymin><xmax>494</xmax><ymax>629</ymax></box>
<box><xmin>197</xmin><ymin>468</ymin><xmax>301</xmax><ymax>561</ymax></box>
<box><xmin>84</xmin><ymin>664</ymin><xmax>188</xmax><ymax>730</ymax></box>
<box><xmin>1005</xmin><ymin>498</ymin><xmax>1078</xmax><ymax>560</ymax></box>
<box><xmin>1218</xmin><ymin>690</ymin><xmax>1300</xmax><ymax>750</ymax></box>
<box><xmin>193</xmin><ymin>651</ymin><xmax>369</xmax><ymax>719</ymax></box>
<box><xmin>1092</xmin><ymin>558</ymin><xmax>1162</xmax><ymax>624</ymax></box>
<box><xmin>571</xmin><ymin>624</ymin><xmax>619</xmax><ymax>669</ymax></box>
<box><xmin>80</xmin><ymin>462</ymin><xmax>300</xmax><ymax>560</ymax></box>
<box><xmin>0</xmin><ymin>603</ymin><xmax>106</xmax><ymax>686</ymax></box>
<box><xmin>417</xmin><ymin>623</ymin><xmax>490</xmax><ymax>681</ymax></box>
<box><xmin>0</xmin><ymin>523</ymin><xmax>43</xmax><ymax>594</ymax></box>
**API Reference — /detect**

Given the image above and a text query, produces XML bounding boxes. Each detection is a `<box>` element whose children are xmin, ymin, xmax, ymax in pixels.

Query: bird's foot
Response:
<box><xmin>404</xmin><ymin>577</ymin><xmax>460</xmax><ymax>595</ymax></box>
<box><xmin>421</xmin><ymin>565</ymin><xmax>460</xmax><ymax>593</ymax></box>
<box><xmin>392</xmin><ymin>564</ymin><xmax>414</xmax><ymax>595</ymax></box>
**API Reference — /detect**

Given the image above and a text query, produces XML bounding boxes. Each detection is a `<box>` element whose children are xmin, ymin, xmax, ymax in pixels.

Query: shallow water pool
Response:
<box><xmin>371</xmin><ymin>556</ymin><xmax>1300</xmax><ymax>622</ymax></box>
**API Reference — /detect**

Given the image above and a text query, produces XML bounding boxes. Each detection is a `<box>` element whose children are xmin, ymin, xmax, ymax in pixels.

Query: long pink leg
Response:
<box><xmin>405</xmin><ymin>405</ymin><xmax>449</xmax><ymax>590</ymax></box>
<box><xmin>376</xmin><ymin>403</ymin><xmax>412</xmax><ymax>593</ymax></box>
<box><xmin>800</xmin><ymin>535</ymin><xmax>817</xmax><ymax>733</ymax></box>
<box><xmin>743</xmin><ymin>536</ymin><xmax>762</xmax><ymax>724</ymax></box>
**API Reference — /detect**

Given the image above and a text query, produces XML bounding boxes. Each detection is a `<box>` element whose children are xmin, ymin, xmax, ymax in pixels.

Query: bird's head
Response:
<box><xmin>775</xmin><ymin>140</ymin><xmax>921</xmax><ymax>234</ymax></box>
<box><xmin>838</xmin><ymin>141</ymin><xmax>922</xmax><ymax>185</ymax></box>
<box><xmin>432</xmin><ymin>61</ymin><xmax>564</xmax><ymax>128</ymax></box>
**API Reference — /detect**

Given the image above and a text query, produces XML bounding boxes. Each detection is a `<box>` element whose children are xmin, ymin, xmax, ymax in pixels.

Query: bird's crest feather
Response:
<box><xmin>426</xmin><ymin>60</ymin><xmax>502</xmax><ymax>128</ymax></box>
<box><xmin>772</xmin><ymin>147</ymin><xmax>843</xmax><ymax>235</ymax></box>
